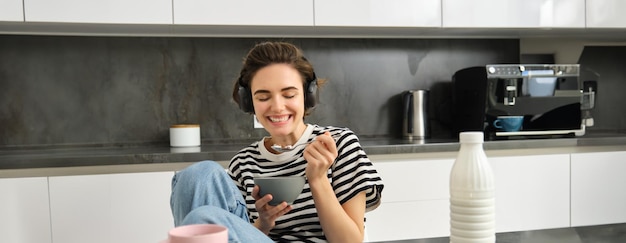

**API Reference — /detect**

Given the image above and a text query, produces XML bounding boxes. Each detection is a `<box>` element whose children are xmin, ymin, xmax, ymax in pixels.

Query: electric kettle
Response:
<box><xmin>402</xmin><ymin>90</ymin><xmax>430</xmax><ymax>140</ymax></box>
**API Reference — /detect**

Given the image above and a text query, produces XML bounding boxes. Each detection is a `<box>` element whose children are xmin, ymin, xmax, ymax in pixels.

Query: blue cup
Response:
<box><xmin>493</xmin><ymin>116</ymin><xmax>524</xmax><ymax>132</ymax></box>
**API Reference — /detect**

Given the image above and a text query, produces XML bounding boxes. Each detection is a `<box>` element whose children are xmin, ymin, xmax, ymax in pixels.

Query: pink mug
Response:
<box><xmin>160</xmin><ymin>224</ymin><xmax>228</xmax><ymax>243</ymax></box>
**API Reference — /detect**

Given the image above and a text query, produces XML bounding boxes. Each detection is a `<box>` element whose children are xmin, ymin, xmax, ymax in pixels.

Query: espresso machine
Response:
<box><xmin>452</xmin><ymin>64</ymin><xmax>590</xmax><ymax>139</ymax></box>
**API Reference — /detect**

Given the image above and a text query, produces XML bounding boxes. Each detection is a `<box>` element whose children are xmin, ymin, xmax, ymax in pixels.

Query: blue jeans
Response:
<box><xmin>170</xmin><ymin>161</ymin><xmax>273</xmax><ymax>243</ymax></box>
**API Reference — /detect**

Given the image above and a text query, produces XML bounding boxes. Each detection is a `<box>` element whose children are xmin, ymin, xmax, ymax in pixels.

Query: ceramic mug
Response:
<box><xmin>160</xmin><ymin>224</ymin><xmax>228</xmax><ymax>243</ymax></box>
<box><xmin>493</xmin><ymin>116</ymin><xmax>523</xmax><ymax>132</ymax></box>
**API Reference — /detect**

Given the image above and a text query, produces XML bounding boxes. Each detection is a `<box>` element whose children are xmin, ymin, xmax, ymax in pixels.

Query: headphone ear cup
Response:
<box><xmin>304</xmin><ymin>79</ymin><xmax>318</xmax><ymax>109</ymax></box>
<box><xmin>238</xmin><ymin>85</ymin><xmax>254</xmax><ymax>113</ymax></box>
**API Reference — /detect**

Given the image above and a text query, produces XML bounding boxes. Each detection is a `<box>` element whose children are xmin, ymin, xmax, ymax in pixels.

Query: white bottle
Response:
<box><xmin>449</xmin><ymin>132</ymin><xmax>495</xmax><ymax>243</ymax></box>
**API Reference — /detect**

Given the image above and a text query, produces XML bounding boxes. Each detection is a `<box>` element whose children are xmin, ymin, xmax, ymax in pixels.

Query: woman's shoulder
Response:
<box><xmin>311</xmin><ymin>124</ymin><xmax>353</xmax><ymax>135</ymax></box>
<box><xmin>237</xmin><ymin>140</ymin><xmax>262</xmax><ymax>153</ymax></box>
<box><xmin>310</xmin><ymin>124</ymin><xmax>360</xmax><ymax>143</ymax></box>
<box><xmin>230</xmin><ymin>140</ymin><xmax>262</xmax><ymax>163</ymax></box>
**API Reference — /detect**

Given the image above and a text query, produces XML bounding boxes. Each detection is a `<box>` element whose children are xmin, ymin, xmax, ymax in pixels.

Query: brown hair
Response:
<box><xmin>232</xmin><ymin>41</ymin><xmax>325</xmax><ymax>116</ymax></box>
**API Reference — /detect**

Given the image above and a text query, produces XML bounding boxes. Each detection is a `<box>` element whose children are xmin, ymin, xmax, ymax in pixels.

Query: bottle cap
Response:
<box><xmin>459</xmin><ymin>131</ymin><xmax>484</xmax><ymax>143</ymax></box>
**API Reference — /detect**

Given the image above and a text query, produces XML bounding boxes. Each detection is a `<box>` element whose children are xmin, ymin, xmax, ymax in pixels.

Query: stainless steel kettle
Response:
<box><xmin>402</xmin><ymin>90</ymin><xmax>430</xmax><ymax>139</ymax></box>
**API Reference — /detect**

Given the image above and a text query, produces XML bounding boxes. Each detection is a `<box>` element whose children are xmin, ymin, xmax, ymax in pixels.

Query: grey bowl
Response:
<box><xmin>255</xmin><ymin>176</ymin><xmax>306</xmax><ymax>206</ymax></box>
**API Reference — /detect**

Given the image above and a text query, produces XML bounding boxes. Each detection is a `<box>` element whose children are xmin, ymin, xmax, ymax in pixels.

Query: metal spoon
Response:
<box><xmin>271</xmin><ymin>141</ymin><xmax>315</xmax><ymax>153</ymax></box>
<box><xmin>271</xmin><ymin>134</ymin><xmax>339</xmax><ymax>153</ymax></box>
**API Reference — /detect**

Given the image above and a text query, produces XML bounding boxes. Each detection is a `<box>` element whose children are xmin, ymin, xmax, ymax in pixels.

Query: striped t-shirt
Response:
<box><xmin>228</xmin><ymin>124</ymin><xmax>384</xmax><ymax>242</ymax></box>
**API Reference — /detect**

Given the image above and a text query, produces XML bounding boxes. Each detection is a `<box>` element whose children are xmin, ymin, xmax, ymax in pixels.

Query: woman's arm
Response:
<box><xmin>309</xmin><ymin>178</ymin><xmax>366</xmax><ymax>243</ymax></box>
<box><xmin>304</xmin><ymin>132</ymin><xmax>366</xmax><ymax>242</ymax></box>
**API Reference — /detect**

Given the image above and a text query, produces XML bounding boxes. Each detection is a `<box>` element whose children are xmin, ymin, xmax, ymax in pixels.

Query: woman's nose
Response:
<box><xmin>270</xmin><ymin>96</ymin><xmax>285</xmax><ymax>111</ymax></box>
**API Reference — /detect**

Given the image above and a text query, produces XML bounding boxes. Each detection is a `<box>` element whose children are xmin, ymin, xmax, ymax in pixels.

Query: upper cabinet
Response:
<box><xmin>0</xmin><ymin>0</ymin><xmax>23</xmax><ymax>21</ymax></box>
<box><xmin>442</xmin><ymin>0</ymin><xmax>585</xmax><ymax>28</ymax></box>
<box><xmin>173</xmin><ymin>0</ymin><xmax>314</xmax><ymax>26</ymax></box>
<box><xmin>24</xmin><ymin>0</ymin><xmax>172</xmax><ymax>24</ymax></box>
<box><xmin>3</xmin><ymin>0</ymin><xmax>626</xmax><ymax>37</ymax></box>
<box><xmin>586</xmin><ymin>0</ymin><xmax>626</xmax><ymax>28</ymax></box>
<box><xmin>314</xmin><ymin>0</ymin><xmax>441</xmax><ymax>27</ymax></box>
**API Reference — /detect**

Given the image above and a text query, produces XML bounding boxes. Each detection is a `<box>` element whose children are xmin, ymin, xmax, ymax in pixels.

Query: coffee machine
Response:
<box><xmin>452</xmin><ymin>64</ymin><xmax>588</xmax><ymax>139</ymax></box>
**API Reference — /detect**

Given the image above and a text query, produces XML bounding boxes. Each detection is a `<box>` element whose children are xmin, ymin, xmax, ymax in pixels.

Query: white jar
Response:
<box><xmin>169</xmin><ymin>124</ymin><xmax>200</xmax><ymax>147</ymax></box>
<box><xmin>450</xmin><ymin>132</ymin><xmax>495</xmax><ymax>243</ymax></box>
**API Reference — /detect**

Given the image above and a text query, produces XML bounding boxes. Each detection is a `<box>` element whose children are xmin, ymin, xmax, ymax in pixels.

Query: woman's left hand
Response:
<box><xmin>303</xmin><ymin>132</ymin><xmax>338</xmax><ymax>182</ymax></box>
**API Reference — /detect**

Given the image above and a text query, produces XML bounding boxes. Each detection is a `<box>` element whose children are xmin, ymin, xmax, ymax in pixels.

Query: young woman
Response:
<box><xmin>170</xmin><ymin>41</ymin><xmax>384</xmax><ymax>243</ymax></box>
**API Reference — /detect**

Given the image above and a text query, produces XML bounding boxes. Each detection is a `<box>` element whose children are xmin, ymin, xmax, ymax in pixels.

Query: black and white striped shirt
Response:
<box><xmin>228</xmin><ymin>124</ymin><xmax>384</xmax><ymax>242</ymax></box>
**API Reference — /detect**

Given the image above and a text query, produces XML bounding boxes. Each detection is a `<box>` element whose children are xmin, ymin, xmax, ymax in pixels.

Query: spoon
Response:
<box><xmin>271</xmin><ymin>141</ymin><xmax>315</xmax><ymax>153</ymax></box>
<box><xmin>271</xmin><ymin>133</ymin><xmax>340</xmax><ymax>153</ymax></box>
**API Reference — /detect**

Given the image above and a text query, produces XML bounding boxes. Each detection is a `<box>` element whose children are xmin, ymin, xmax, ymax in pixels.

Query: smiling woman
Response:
<box><xmin>170</xmin><ymin>41</ymin><xmax>384</xmax><ymax>243</ymax></box>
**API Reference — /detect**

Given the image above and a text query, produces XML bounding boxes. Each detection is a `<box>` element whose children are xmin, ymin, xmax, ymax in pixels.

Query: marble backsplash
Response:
<box><xmin>1</xmin><ymin>36</ymin><xmax>522</xmax><ymax>147</ymax></box>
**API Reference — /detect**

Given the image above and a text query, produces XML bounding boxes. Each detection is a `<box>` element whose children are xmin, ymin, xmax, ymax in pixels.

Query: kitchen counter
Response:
<box><xmin>382</xmin><ymin>223</ymin><xmax>626</xmax><ymax>243</ymax></box>
<box><xmin>2</xmin><ymin>131</ymin><xmax>626</xmax><ymax>178</ymax></box>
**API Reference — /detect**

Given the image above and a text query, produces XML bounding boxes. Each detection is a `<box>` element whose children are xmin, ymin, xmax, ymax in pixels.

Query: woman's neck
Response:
<box><xmin>268</xmin><ymin>123</ymin><xmax>308</xmax><ymax>147</ymax></box>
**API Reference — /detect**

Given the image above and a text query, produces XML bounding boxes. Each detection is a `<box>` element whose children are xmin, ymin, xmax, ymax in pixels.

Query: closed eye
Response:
<box><xmin>252</xmin><ymin>86</ymin><xmax>299</xmax><ymax>101</ymax></box>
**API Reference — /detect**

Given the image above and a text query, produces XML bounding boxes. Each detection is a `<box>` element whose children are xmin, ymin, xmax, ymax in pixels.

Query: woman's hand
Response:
<box><xmin>303</xmin><ymin>132</ymin><xmax>338</xmax><ymax>183</ymax></box>
<box><xmin>251</xmin><ymin>185</ymin><xmax>293</xmax><ymax>235</ymax></box>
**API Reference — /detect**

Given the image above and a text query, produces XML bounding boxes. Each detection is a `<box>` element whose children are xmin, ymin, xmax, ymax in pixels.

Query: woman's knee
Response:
<box><xmin>172</xmin><ymin>160</ymin><xmax>226</xmax><ymax>189</ymax></box>
<box><xmin>178</xmin><ymin>160</ymin><xmax>225</xmax><ymax>179</ymax></box>
<box><xmin>187</xmin><ymin>160</ymin><xmax>224</xmax><ymax>173</ymax></box>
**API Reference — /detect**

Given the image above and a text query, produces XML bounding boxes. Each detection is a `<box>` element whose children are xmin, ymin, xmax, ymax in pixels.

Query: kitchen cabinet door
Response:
<box><xmin>373</xmin><ymin>158</ymin><xmax>454</xmax><ymax>203</ymax></box>
<box><xmin>315</xmin><ymin>0</ymin><xmax>441</xmax><ymax>27</ymax></box>
<box><xmin>24</xmin><ymin>0</ymin><xmax>172</xmax><ymax>24</ymax></box>
<box><xmin>366</xmin><ymin>200</ymin><xmax>450</xmax><ymax>242</ymax></box>
<box><xmin>586</xmin><ymin>0</ymin><xmax>626</xmax><ymax>28</ymax></box>
<box><xmin>49</xmin><ymin>172</ymin><xmax>174</xmax><ymax>243</ymax></box>
<box><xmin>571</xmin><ymin>151</ymin><xmax>626</xmax><ymax>226</ymax></box>
<box><xmin>0</xmin><ymin>177</ymin><xmax>52</xmax><ymax>243</ymax></box>
<box><xmin>489</xmin><ymin>154</ymin><xmax>570</xmax><ymax>232</ymax></box>
<box><xmin>442</xmin><ymin>0</ymin><xmax>585</xmax><ymax>28</ymax></box>
<box><xmin>0</xmin><ymin>0</ymin><xmax>23</xmax><ymax>21</ymax></box>
<box><xmin>365</xmin><ymin>158</ymin><xmax>455</xmax><ymax>241</ymax></box>
<box><xmin>173</xmin><ymin>0</ymin><xmax>314</xmax><ymax>26</ymax></box>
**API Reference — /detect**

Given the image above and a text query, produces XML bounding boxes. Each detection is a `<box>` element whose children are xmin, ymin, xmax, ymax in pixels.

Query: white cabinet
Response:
<box><xmin>0</xmin><ymin>177</ymin><xmax>52</xmax><ymax>243</ymax></box>
<box><xmin>366</xmin><ymin>152</ymin><xmax>571</xmax><ymax>242</ymax></box>
<box><xmin>48</xmin><ymin>172</ymin><xmax>175</xmax><ymax>243</ymax></box>
<box><xmin>442</xmin><ymin>0</ymin><xmax>585</xmax><ymax>28</ymax></box>
<box><xmin>173</xmin><ymin>0</ymin><xmax>313</xmax><ymax>26</ymax></box>
<box><xmin>366</xmin><ymin>200</ymin><xmax>450</xmax><ymax>242</ymax></box>
<box><xmin>24</xmin><ymin>0</ymin><xmax>172</xmax><ymax>24</ymax></box>
<box><xmin>489</xmin><ymin>154</ymin><xmax>570</xmax><ymax>232</ymax></box>
<box><xmin>314</xmin><ymin>0</ymin><xmax>441</xmax><ymax>27</ymax></box>
<box><xmin>0</xmin><ymin>0</ymin><xmax>23</xmax><ymax>21</ymax></box>
<box><xmin>571</xmin><ymin>151</ymin><xmax>626</xmax><ymax>227</ymax></box>
<box><xmin>366</xmin><ymin>158</ymin><xmax>455</xmax><ymax>241</ymax></box>
<box><xmin>586</xmin><ymin>0</ymin><xmax>626</xmax><ymax>28</ymax></box>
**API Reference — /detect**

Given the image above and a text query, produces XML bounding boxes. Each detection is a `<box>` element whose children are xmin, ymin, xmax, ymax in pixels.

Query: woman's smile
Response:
<box><xmin>267</xmin><ymin>115</ymin><xmax>291</xmax><ymax>124</ymax></box>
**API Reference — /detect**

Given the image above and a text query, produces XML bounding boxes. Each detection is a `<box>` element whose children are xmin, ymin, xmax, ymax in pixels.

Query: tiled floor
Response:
<box><xmin>386</xmin><ymin>223</ymin><xmax>626</xmax><ymax>243</ymax></box>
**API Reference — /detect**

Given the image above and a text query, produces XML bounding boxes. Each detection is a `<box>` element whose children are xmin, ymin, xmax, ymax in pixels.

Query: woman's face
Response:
<box><xmin>250</xmin><ymin>63</ymin><xmax>307</xmax><ymax>139</ymax></box>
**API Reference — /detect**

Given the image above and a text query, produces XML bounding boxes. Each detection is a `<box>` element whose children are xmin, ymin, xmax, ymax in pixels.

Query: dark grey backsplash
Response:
<box><xmin>1</xmin><ymin>36</ymin><xmax>522</xmax><ymax>147</ymax></box>
<box><xmin>578</xmin><ymin>46</ymin><xmax>626</xmax><ymax>133</ymax></box>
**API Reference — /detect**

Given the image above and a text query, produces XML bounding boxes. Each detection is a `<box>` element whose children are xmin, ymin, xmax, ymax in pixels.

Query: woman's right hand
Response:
<box><xmin>252</xmin><ymin>185</ymin><xmax>293</xmax><ymax>235</ymax></box>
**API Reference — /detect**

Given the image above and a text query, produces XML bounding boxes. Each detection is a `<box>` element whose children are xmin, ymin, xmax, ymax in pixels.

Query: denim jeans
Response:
<box><xmin>170</xmin><ymin>160</ymin><xmax>274</xmax><ymax>243</ymax></box>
